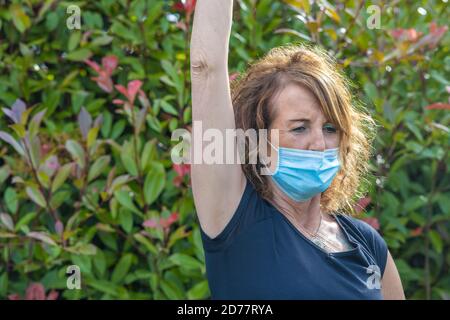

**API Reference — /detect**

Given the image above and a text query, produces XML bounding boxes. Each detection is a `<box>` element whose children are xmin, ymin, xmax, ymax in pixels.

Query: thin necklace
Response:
<box><xmin>298</xmin><ymin>212</ymin><xmax>322</xmax><ymax>238</ymax></box>
<box><xmin>313</xmin><ymin>213</ymin><xmax>322</xmax><ymax>237</ymax></box>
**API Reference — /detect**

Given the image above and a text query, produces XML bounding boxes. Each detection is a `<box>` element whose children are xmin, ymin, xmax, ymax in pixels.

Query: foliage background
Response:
<box><xmin>0</xmin><ymin>0</ymin><xmax>449</xmax><ymax>300</ymax></box>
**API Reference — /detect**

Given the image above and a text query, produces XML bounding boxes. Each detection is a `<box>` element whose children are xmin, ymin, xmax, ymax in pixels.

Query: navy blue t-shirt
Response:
<box><xmin>200</xmin><ymin>178</ymin><xmax>389</xmax><ymax>300</ymax></box>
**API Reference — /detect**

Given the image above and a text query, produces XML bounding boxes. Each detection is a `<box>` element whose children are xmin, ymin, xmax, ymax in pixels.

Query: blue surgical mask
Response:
<box><xmin>265</xmin><ymin>139</ymin><xmax>341</xmax><ymax>202</ymax></box>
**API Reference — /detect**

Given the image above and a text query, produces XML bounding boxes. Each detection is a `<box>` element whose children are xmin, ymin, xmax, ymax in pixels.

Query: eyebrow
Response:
<box><xmin>288</xmin><ymin>118</ymin><xmax>332</xmax><ymax>124</ymax></box>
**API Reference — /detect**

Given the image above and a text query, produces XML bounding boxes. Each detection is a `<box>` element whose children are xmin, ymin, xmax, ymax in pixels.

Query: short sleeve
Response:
<box><xmin>199</xmin><ymin>178</ymin><xmax>270</xmax><ymax>252</ymax></box>
<box><xmin>352</xmin><ymin>218</ymin><xmax>389</xmax><ymax>276</ymax></box>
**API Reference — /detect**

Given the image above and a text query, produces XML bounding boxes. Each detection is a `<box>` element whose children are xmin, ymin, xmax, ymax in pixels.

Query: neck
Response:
<box><xmin>268</xmin><ymin>179</ymin><xmax>322</xmax><ymax>234</ymax></box>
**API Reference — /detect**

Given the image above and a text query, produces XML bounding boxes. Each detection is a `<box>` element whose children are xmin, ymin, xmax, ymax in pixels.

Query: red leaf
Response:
<box><xmin>112</xmin><ymin>99</ymin><xmax>125</xmax><ymax>105</ymax></box>
<box><xmin>143</xmin><ymin>219</ymin><xmax>158</xmax><ymax>229</ymax></box>
<box><xmin>160</xmin><ymin>212</ymin><xmax>179</xmax><ymax>229</ymax></box>
<box><xmin>159</xmin><ymin>217</ymin><xmax>170</xmax><ymax>229</ymax></box>
<box><xmin>115</xmin><ymin>84</ymin><xmax>129</xmax><ymax>100</ymax></box>
<box><xmin>25</xmin><ymin>283</ymin><xmax>46</xmax><ymax>300</ymax></box>
<box><xmin>172</xmin><ymin>2</ymin><xmax>185</xmax><ymax>12</ymax></box>
<box><xmin>167</xmin><ymin>212</ymin><xmax>179</xmax><ymax>224</ymax></box>
<box><xmin>425</xmin><ymin>103</ymin><xmax>450</xmax><ymax>110</ymax></box>
<box><xmin>429</xmin><ymin>21</ymin><xmax>448</xmax><ymax>37</ymax></box>
<box><xmin>390</xmin><ymin>28</ymin><xmax>422</xmax><ymax>42</ymax></box>
<box><xmin>127</xmin><ymin>80</ymin><xmax>143</xmax><ymax>105</ymax></box>
<box><xmin>46</xmin><ymin>290</ymin><xmax>59</xmax><ymax>300</ymax></box>
<box><xmin>175</xmin><ymin>21</ymin><xmax>188</xmax><ymax>32</ymax></box>
<box><xmin>173</xmin><ymin>175</ymin><xmax>183</xmax><ymax>187</ymax></box>
<box><xmin>361</xmin><ymin>217</ymin><xmax>380</xmax><ymax>230</ymax></box>
<box><xmin>185</xmin><ymin>0</ymin><xmax>197</xmax><ymax>16</ymax></box>
<box><xmin>172</xmin><ymin>0</ymin><xmax>196</xmax><ymax>21</ymax></box>
<box><xmin>229</xmin><ymin>72</ymin><xmax>239</xmax><ymax>82</ymax></box>
<box><xmin>173</xmin><ymin>163</ymin><xmax>190</xmax><ymax>177</ymax></box>
<box><xmin>411</xmin><ymin>227</ymin><xmax>423</xmax><ymax>237</ymax></box>
<box><xmin>84</xmin><ymin>59</ymin><xmax>101</xmax><ymax>73</ymax></box>
<box><xmin>102</xmin><ymin>55</ymin><xmax>118</xmax><ymax>75</ymax></box>
<box><xmin>92</xmin><ymin>74</ymin><xmax>114</xmax><ymax>93</ymax></box>
<box><xmin>55</xmin><ymin>220</ymin><xmax>64</xmax><ymax>236</ymax></box>
<box><xmin>424</xmin><ymin>22</ymin><xmax>448</xmax><ymax>49</ymax></box>
<box><xmin>353</xmin><ymin>196</ymin><xmax>371</xmax><ymax>214</ymax></box>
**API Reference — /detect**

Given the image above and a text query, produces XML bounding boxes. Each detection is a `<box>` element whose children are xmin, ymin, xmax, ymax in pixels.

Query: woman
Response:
<box><xmin>190</xmin><ymin>0</ymin><xmax>405</xmax><ymax>300</ymax></box>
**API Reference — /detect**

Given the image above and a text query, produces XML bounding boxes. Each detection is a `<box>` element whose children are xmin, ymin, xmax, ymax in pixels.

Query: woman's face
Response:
<box><xmin>268</xmin><ymin>83</ymin><xmax>340</xmax><ymax>152</ymax></box>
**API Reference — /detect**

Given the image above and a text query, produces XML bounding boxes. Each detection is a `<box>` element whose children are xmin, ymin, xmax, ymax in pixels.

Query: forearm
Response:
<box><xmin>190</xmin><ymin>0</ymin><xmax>234</xmax><ymax>71</ymax></box>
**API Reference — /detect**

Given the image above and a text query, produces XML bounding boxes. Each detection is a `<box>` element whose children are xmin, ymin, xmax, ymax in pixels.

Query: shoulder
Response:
<box><xmin>338</xmin><ymin>214</ymin><xmax>389</xmax><ymax>276</ymax></box>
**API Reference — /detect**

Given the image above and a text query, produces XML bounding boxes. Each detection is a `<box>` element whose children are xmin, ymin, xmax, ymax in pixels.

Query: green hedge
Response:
<box><xmin>0</xmin><ymin>0</ymin><xmax>449</xmax><ymax>299</ymax></box>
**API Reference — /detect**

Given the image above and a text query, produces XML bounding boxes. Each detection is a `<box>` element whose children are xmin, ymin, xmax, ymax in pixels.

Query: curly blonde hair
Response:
<box><xmin>231</xmin><ymin>44</ymin><xmax>377</xmax><ymax>215</ymax></box>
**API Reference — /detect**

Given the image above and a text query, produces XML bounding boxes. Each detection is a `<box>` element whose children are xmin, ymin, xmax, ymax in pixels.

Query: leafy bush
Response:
<box><xmin>0</xmin><ymin>0</ymin><xmax>448</xmax><ymax>299</ymax></box>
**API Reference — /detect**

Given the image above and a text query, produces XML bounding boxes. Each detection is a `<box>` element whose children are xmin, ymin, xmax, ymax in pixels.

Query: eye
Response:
<box><xmin>292</xmin><ymin>126</ymin><xmax>306</xmax><ymax>133</ymax></box>
<box><xmin>323</xmin><ymin>124</ymin><xmax>337</xmax><ymax>133</ymax></box>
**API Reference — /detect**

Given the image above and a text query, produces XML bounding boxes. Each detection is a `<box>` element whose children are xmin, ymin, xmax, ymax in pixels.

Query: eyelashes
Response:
<box><xmin>291</xmin><ymin>125</ymin><xmax>337</xmax><ymax>133</ymax></box>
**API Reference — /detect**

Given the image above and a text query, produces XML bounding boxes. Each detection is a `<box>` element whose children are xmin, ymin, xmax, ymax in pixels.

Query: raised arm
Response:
<box><xmin>190</xmin><ymin>0</ymin><xmax>246</xmax><ymax>239</ymax></box>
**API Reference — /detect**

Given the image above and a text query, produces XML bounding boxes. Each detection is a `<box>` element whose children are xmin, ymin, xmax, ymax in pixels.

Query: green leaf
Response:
<box><xmin>27</xmin><ymin>231</ymin><xmax>57</xmax><ymax>246</ymax></box>
<box><xmin>144</xmin><ymin>161</ymin><xmax>166</xmax><ymax>205</ymax></box>
<box><xmin>86</xmin><ymin>279</ymin><xmax>119</xmax><ymax>297</ymax></box>
<box><xmin>168</xmin><ymin>253</ymin><xmax>203</xmax><ymax>271</ymax></box>
<box><xmin>403</xmin><ymin>195</ymin><xmax>427</xmax><ymax>212</ymax></box>
<box><xmin>134</xmin><ymin>233</ymin><xmax>158</xmax><ymax>255</ymax></box>
<box><xmin>429</xmin><ymin>230</ymin><xmax>443</xmax><ymax>253</ymax></box>
<box><xmin>108</xmin><ymin>175</ymin><xmax>132</xmax><ymax>195</ymax></box>
<box><xmin>10</xmin><ymin>4</ymin><xmax>31</xmax><ymax>33</ymax></box>
<box><xmin>51</xmin><ymin>163</ymin><xmax>74</xmax><ymax>193</ymax></box>
<box><xmin>45</xmin><ymin>11</ymin><xmax>59</xmax><ymax>31</ymax></box>
<box><xmin>28</xmin><ymin>108</ymin><xmax>47</xmax><ymax>138</ymax></box>
<box><xmin>93</xmin><ymin>250</ymin><xmax>107</xmax><ymax>277</ymax></box>
<box><xmin>0</xmin><ymin>232</ymin><xmax>16</xmax><ymax>238</ymax></box>
<box><xmin>111</xmin><ymin>21</ymin><xmax>141</xmax><ymax>43</ymax></box>
<box><xmin>88</xmin><ymin>155</ymin><xmax>110</xmax><ymax>182</ymax></box>
<box><xmin>0</xmin><ymin>165</ymin><xmax>11</xmax><ymax>185</ymax></box>
<box><xmin>9</xmin><ymin>124</ymin><xmax>26</xmax><ymax>138</ymax></box>
<box><xmin>87</xmin><ymin>126</ymin><xmax>100</xmax><ymax>149</ymax></box>
<box><xmin>0</xmin><ymin>273</ymin><xmax>8</xmax><ymax>297</ymax></box>
<box><xmin>168</xmin><ymin>226</ymin><xmax>190</xmax><ymax>249</ymax></box>
<box><xmin>26</xmin><ymin>186</ymin><xmax>46</xmax><ymax>208</ymax></box>
<box><xmin>114</xmin><ymin>190</ymin><xmax>142</xmax><ymax>216</ymax></box>
<box><xmin>119</xmin><ymin>208</ymin><xmax>133</xmax><ymax>233</ymax></box>
<box><xmin>0</xmin><ymin>131</ymin><xmax>25</xmax><ymax>156</ymax></box>
<box><xmin>91</xmin><ymin>35</ymin><xmax>114</xmax><ymax>46</ymax></box>
<box><xmin>187</xmin><ymin>280</ymin><xmax>209</xmax><ymax>300</ymax></box>
<box><xmin>14</xmin><ymin>212</ymin><xmax>37</xmax><ymax>231</ymax></box>
<box><xmin>68</xmin><ymin>31</ymin><xmax>81</xmax><ymax>51</ymax></box>
<box><xmin>121</xmin><ymin>153</ymin><xmax>138</xmax><ymax>176</ymax></box>
<box><xmin>0</xmin><ymin>213</ymin><xmax>14</xmax><ymax>231</ymax></box>
<box><xmin>159</xmin><ymin>279</ymin><xmax>184</xmax><ymax>299</ymax></box>
<box><xmin>66</xmin><ymin>48</ymin><xmax>92</xmax><ymax>62</ymax></box>
<box><xmin>101</xmin><ymin>111</ymin><xmax>112</xmax><ymax>138</ymax></box>
<box><xmin>160</xmin><ymin>100</ymin><xmax>178</xmax><ymax>116</ymax></box>
<box><xmin>4</xmin><ymin>187</ymin><xmax>18</xmax><ymax>213</ymax></box>
<box><xmin>65</xmin><ymin>243</ymin><xmax>98</xmax><ymax>255</ymax></box>
<box><xmin>65</xmin><ymin>140</ymin><xmax>86</xmax><ymax>169</ymax></box>
<box><xmin>71</xmin><ymin>254</ymin><xmax>92</xmax><ymax>275</ymax></box>
<box><xmin>141</xmin><ymin>140</ymin><xmax>156</xmax><ymax>170</ymax></box>
<box><xmin>111</xmin><ymin>254</ymin><xmax>134</xmax><ymax>283</ymax></box>
<box><xmin>364</xmin><ymin>82</ymin><xmax>378</xmax><ymax>103</ymax></box>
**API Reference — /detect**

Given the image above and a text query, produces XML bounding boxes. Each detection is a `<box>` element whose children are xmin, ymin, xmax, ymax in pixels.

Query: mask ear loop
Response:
<box><xmin>265</xmin><ymin>137</ymin><xmax>279</xmax><ymax>153</ymax></box>
<box><xmin>260</xmin><ymin>136</ymin><xmax>279</xmax><ymax>176</ymax></box>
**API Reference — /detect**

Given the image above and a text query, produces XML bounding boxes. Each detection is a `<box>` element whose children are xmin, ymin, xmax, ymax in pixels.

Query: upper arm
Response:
<box><xmin>381</xmin><ymin>250</ymin><xmax>406</xmax><ymax>300</ymax></box>
<box><xmin>190</xmin><ymin>0</ymin><xmax>246</xmax><ymax>239</ymax></box>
